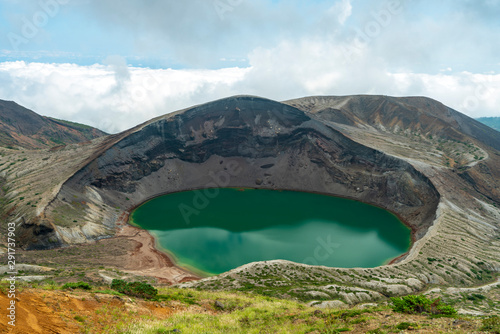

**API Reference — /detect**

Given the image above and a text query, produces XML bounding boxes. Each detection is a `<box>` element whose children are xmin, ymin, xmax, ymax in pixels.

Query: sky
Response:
<box><xmin>0</xmin><ymin>0</ymin><xmax>499</xmax><ymax>133</ymax></box>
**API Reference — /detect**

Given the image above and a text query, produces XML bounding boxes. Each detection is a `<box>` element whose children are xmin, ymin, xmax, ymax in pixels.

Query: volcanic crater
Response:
<box><xmin>3</xmin><ymin>95</ymin><xmax>499</xmax><ymax>301</ymax></box>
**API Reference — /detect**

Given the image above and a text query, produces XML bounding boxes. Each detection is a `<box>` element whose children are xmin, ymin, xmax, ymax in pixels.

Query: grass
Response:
<box><xmin>114</xmin><ymin>288</ymin><xmax>381</xmax><ymax>333</ymax></box>
<box><xmin>395</xmin><ymin>321</ymin><xmax>418</xmax><ymax>330</ymax></box>
<box><xmin>481</xmin><ymin>316</ymin><xmax>500</xmax><ymax>333</ymax></box>
<box><xmin>0</xmin><ymin>281</ymin><xmax>493</xmax><ymax>333</ymax></box>
<box><xmin>94</xmin><ymin>289</ymin><xmax>125</xmax><ymax>297</ymax></box>
<box><xmin>108</xmin><ymin>287</ymin><xmax>487</xmax><ymax>334</ymax></box>
<box><xmin>118</xmin><ymin>295</ymin><xmax>357</xmax><ymax>334</ymax></box>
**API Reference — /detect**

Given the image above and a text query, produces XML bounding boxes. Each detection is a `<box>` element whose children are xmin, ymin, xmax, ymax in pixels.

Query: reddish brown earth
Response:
<box><xmin>0</xmin><ymin>288</ymin><xmax>177</xmax><ymax>334</ymax></box>
<box><xmin>9</xmin><ymin>223</ymin><xmax>200</xmax><ymax>285</ymax></box>
<box><xmin>114</xmin><ymin>225</ymin><xmax>200</xmax><ymax>284</ymax></box>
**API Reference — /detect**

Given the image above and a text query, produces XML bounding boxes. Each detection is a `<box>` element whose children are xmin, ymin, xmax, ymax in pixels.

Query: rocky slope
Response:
<box><xmin>0</xmin><ymin>99</ymin><xmax>107</xmax><ymax>149</ymax></box>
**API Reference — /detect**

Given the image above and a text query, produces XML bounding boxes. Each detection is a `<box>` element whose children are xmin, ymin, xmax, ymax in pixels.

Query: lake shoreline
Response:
<box><xmin>125</xmin><ymin>187</ymin><xmax>415</xmax><ymax>277</ymax></box>
<box><xmin>115</xmin><ymin>211</ymin><xmax>202</xmax><ymax>284</ymax></box>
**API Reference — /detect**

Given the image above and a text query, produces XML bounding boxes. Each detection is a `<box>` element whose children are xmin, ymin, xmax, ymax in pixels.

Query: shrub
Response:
<box><xmin>466</xmin><ymin>293</ymin><xmax>486</xmax><ymax>301</ymax></box>
<box><xmin>396</xmin><ymin>322</ymin><xmax>418</xmax><ymax>330</ymax></box>
<box><xmin>74</xmin><ymin>315</ymin><xmax>85</xmax><ymax>323</ymax></box>
<box><xmin>111</xmin><ymin>279</ymin><xmax>158</xmax><ymax>299</ymax></box>
<box><xmin>391</xmin><ymin>295</ymin><xmax>456</xmax><ymax>316</ymax></box>
<box><xmin>62</xmin><ymin>281</ymin><xmax>91</xmax><ymax>290</ymax></box>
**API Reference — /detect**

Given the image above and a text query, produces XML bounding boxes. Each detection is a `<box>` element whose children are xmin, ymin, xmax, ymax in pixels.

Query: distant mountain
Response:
<box><xmin>285</xmin><ymin>95</ymin><xmax>500</xmax><ymax>152</ymax></box>
<box><xmin>0</xmin><ymin>100</ymin><xmax>107</xmax><ymax>149</ymax></box>
<box><xmin>476</xmin><ymin>117</ymin><xmax>500</xmax><ymax>132</ymax></box>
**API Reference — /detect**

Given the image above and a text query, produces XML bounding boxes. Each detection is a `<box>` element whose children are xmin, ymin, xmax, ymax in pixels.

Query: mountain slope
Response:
<box><xmin>0</xmin><ymin>100</ymin><xmax>107</xmax><ymax>149</ymax></box>
<box><xmin>285</xmin><ymin>95</ymin><xmax>500</xmax><ymax>151</ymax></box>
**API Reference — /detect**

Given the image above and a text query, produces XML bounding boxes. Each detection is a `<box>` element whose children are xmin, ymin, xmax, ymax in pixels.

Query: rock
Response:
<box><xmin>452</xmin><ymin>319</ymin><xmax>471</xmax><ymax>327</ymax></box>
<box><xmin>0</xmin><ymin>264</ymin><xmax>54</xmax><ymax>275</ymax></box>
<box><xmin>309</xmin><ymin>300</ymin><xmax>348</xmax><ymax>309</ymax></box>
<box><xmin>214</xmin><ymin>300</ymin><xmax>225</xmax><ymax>310</ymax></box>
<box><xmin>2</xmin><ymin>275</ymin><xmax>50</xmax><ymax>282</ymax></box>
<box><xmin>305</xmin><ymin>291</ymin><xmax>330</xmax><ymax>299</ymax></box>
<box><xmin>356</xmin><ymin>303</ymin><xmax>378</xmax><ymax>309</ymax></box>
<box><xmin>255</xmin><ymin>178</ymin><xmax>263</xmax><ymax>185</ymax></box>
<box><xmin>406</xmin><ymin>278</ymin><xmax>424</xmax><ymax>290</ymax></box>
<box><xmin>457</xmin><ymin>308</ymin><xmax>486</xmax><ymax>316</ymax></box>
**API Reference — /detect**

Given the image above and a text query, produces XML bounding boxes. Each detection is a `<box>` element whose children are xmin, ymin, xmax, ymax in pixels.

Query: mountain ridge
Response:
<box><xmin>0</xmin><ymin>99</ymin><xmax>107</xmax><ymax>149</ymax></box>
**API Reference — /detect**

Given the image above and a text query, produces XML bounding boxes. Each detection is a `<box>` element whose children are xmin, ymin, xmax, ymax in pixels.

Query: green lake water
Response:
<box><xmin>130</xmin><ymin>188</ymin><xmax>411</xmax><ymax>276</ymax></box>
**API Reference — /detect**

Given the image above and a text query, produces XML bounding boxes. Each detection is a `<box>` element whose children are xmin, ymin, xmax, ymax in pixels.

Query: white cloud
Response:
<box><xmin>238</xmin><ymin>38</ymin><xmax>500</xmax><ymax>118</ymax></box>
<box><xmin>0</xmin><ymin>61</ymin><xmax>248</xmax><ymax>133</ymax></box>
<box><xmin>102</xmin><ymin>55</ymin><xmax>131</xmax><ymax>93</ymax></box>
<box><xmin>0</xmin><ymin>56</ymin><xmax>498</xmax><ymax>135</ymax></box>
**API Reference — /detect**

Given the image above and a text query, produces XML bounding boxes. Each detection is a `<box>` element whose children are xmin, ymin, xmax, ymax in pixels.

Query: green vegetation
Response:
<box><xmin>366</xmin><ymin>330</ymin><xmax>385</xmax><ymax>334</ymax></box>
<box><xmin>395</xmin><ymin>322</ymin><xmax>418</xmax><ymax>330</ymax></box>
<box><xmin>111</xmin><ymin>279</ymin><xmax>158</xmax><ymax>299</ymax></box>
<box><xmin>62</xmin><ymin>281</ymin><xmax>92</xmax><ymax>290</ymax></box>
<box><xmin>48</xmin><ymin>117</ymin><xmax>96</xmax><ymax>131</ymax></box>
<box><xmin>119</xmin><ymin>288</ymin><xmax>381</xmax><ymax>334</ymax></box>
<box><xmin>0</xmin><ymin>277</ymin><xmax>495</xmax><ymax>334</ymax></box>
<box><xmin>51</xmin><ymin>201</ymin><xmax>88</xmax><ymax>227</ymax></box>
<box><xmin>390</xmin><ymin>295</ymin><xmax>457</xmax><ymax>316</ymax></box>
<box><xmin>481</xmin><ymin>316</ymin><xmax>500</xmax><ymax>333</ymax></box>
<box><xmin>94</xmin><ymin>289</ymin><xmax>125</xmax><ymax>296</ymax></box>
<box><xmin>74</xmin><ymin>315</ymin><xmax>86</xmax><ymax>323</ymax></box>
<box><xmin>467</xmin><ymin>293</ymin><xmax>486</xmax><ymax>302</ymax></box>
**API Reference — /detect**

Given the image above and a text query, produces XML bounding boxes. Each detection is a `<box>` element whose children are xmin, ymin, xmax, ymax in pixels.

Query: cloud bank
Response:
<box><xmin>0</xmin><ymin>58</ymin><xmax>498</xmax><ymax>134</ymax></box>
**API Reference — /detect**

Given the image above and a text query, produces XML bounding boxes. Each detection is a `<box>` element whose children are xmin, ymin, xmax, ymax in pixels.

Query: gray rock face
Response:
<box><xmin>20</xmin><ymin>96</ymin><xmax>439</xmax><ymax>250</ymax></box>
<box><xmin>309</xmin><ymin>300</ymin><xmax>348</xmax><ymax>309</ymax></box>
